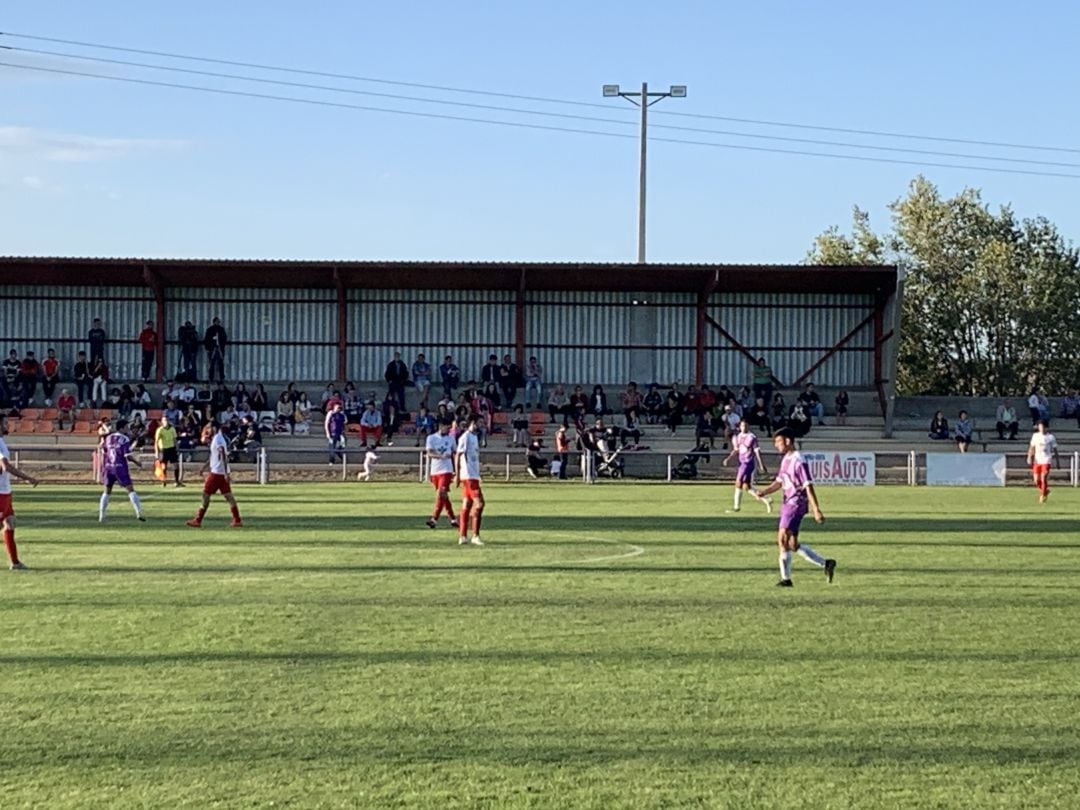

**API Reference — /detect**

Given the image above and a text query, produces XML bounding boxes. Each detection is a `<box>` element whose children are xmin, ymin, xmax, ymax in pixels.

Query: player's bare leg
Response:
<box><xmin>458</xmin><ymin>498</ymin><xmax>472</xmax><ymax>545</ymax></box>
<box><xmin>470</xmin><ymin>492</ymin><xmax>485</xmax><ymax>545</ymax></box>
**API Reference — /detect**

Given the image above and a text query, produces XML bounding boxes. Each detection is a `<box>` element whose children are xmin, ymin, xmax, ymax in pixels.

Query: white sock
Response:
<box><xmin>734</xmin><ymin>488</ymin><xmax>743</xmax><ymax>509</ymax></box>
<box><xmin>797</xmin><ymin>544</ymin><xmax>826</xmax><ymax>567</ymax></box>
<box><xmin>99</xmin><ymin>493</ymin><xmax>110</xmax><ymax>521</ymax></box>
<box><xmin>779</xmin><ymin>550</ymin><xmax>793</xmax><ymax>580</ymax></box>
<box><xmin>129</xmin><ymin>491</ymin><xmax>143</xmax><ymax>517</ymax></box>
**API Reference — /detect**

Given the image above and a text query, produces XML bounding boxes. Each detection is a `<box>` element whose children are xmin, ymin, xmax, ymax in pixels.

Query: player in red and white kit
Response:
<box><xmin>1026</xmin><ymin>419</ymin><xmax>1058</xmax><ymax>504</ymax></box>
<box><xmin>454</xmin><ymin>415</ymin><xmax>485</xmax><ymax>546</ymax></box>
<box><xmin>187</xmin><ymin>422</ymin><xmax>243</xmax><ymax>527</ymax></box>
<box><xmin>0</xmin><ymin>416</ymin><xmax>40</xmax><ymax>570</ymax></box>
<box><xmin>425</xmin><ymin>418</ymin><xmax>457</xmax><ymax>529</ymax></box>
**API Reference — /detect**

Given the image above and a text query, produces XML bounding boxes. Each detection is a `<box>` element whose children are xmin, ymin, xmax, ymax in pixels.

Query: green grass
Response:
<box><xmin>1</xmin><ymin>481</ymin><xmax>1079</xmax><ymax>808</ymax></box>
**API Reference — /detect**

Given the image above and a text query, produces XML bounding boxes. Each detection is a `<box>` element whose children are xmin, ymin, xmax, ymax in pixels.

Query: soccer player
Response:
<box><xmin>425</xmin><ymin>419</ymin><xmax>457</xmax><ymax>529</ymax></box>
<box><xmin>454</xmin><ymin>415</ymin><xmax>485</xmax><ymax>546</ymax></box>
<box><xmin>723</xmin><ymin>418</ymin><xmax>772</xmax><ymax>513</ymax></box>
<box><xmin>0</xmin><ymin>416</ymin><xmax>39</xmax><ymax>570</ymax></box>
<box><xmin>752</xmin><ymin>427</ymin><xmax>835</xmax><ymax>588</ymax></box>
<box><xmin>187</xmin><ymin>422</ymin><xmax>243</xmax><ymax>528</ymax></box>
<box><xmin>1027</xmin><ymin>419</ymin><xmax>1059</xmax><ymax>504</ymax></box>
<box><xmin>155</xmin><ymin>414</ymin><xmax>183</xmax><ymax>487</ymax></box>
<box><xmin>99</xmin><ymin>419</ymin><xmax>146</xmax><ymax>522</ymax></box>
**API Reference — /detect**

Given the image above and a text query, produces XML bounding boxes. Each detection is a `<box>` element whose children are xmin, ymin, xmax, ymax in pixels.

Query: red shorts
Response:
<box><xmin>461</xmin><ymin>479</ymin><xmax>483</xmax><ymax>499</ymax></box>
<box><xmin>203</xmin><ymin>473</ymin><xmax>233</xmax><ymax>496</ymax></box>
<box><xmin>431</xmin><ymin>473</ymin><xmax>453</xmax><ymax>491</ymax></box>
<box><xmin>1032</xmin><ymin>463</ymin><xmax>1051</xmax><ymax>478</ymax></box>
<box><xmin>0</xmin><ymin>493</ymin><xmax>13</xmax><ymax>521</ymax></box>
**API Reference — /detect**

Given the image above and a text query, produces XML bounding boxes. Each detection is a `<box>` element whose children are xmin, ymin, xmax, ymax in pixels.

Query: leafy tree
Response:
<box><xmin>807</xmin><ymin>176</ymin><xmax>1080</xmax><ymax>396</ymax></box>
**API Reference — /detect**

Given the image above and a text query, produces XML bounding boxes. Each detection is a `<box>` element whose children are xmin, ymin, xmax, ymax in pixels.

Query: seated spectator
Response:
<box><xmin>235</xmin><ymin>400</ymin><xmax>253</xmax><ymax>421</ymax></box>
<box><xmin>695</xmin><ymin>409</ymin><xmax>720</xmax><ymax>449</ymax></box>
<box><xmin>955</xmin><ymin>410</ymin><xmax>974</xmax><ymax>453</ymax></box>
<box><xmin>1059</xmin><ymin>389</ymin><xmax>1080</xmax><ymax>421</ymax></box>
<box><xmin>642</xmin><ymin>384</ymin><xmax>664</xmax><ymax>424</ymax></box>
<box><xmin>620</xmin><ymin>408</ymin><xmax>642</xmax><ymax>447</ymax></box>
<box><xmin>547</xmin><ymin>384</ymin><xmax>570</xmax><ymax>424</ymax></box>
<box><xmin>117</xmin><ymin>384</ymin><xmax>136</xmax><ymax>417</ymax></box>
<box><xmin>698</xmin><ymin>385</ymin><xmax>718</xmax><ymax>415</ymax></box>
<box><xmin>798</xmin><ymin>383</ymin><xmax>826</xmax><ymax>425</ymax></box>
<box><xmin>56</xmin><ymin>388</ymin><xmax>77</xmax><ymax>431</ymax></box>
<box><xmin>684</xmin><ymin>385</ymin><xmax>702</xmax><ymax>416</ymax></box>
<box><xmin>237</xmin><ymin>417</ymin><xmax>262</xmax><ymax>463</ymax></box>
<box><xmin>525</xmin><ymin>438</ymin><xmax>548</xmax><ymax>478</ymax></box>
<box><xmin>439</xmin><ymin>355</ymin><xmax>460</xmax><ymax>401</ymax></box>
<box><xmin>665</xmin><ymin>385</ymin><xmax>685</xmax><ymax>435</ymax></box>
<box><xmin>293</xmin><ymin>393</ymin><xmax>313</xmax><ymax>434</ymax></box>
<box><xmin>275</xmin><ymin>391</ymin><xmax>295</xmax><ymax>433</ymax></box>
<box><xmin>748</xmin><ymin>397</ymin><xmax>771</xmax><ymax>434</ymax></box>
<box><xmin>183</xmin><ymin>403</ymin><xmax>206</xmax><ymax>428</ymax></box>
<box><xmin>17</xmin><ymin>351</ymin><xmax>41</xmax><ymax>408</ymax></box>
<box><xmin>482</xmin><ymin>382</ymin><xmax>502</xmax><ymax>410</ymax></box>
<box><xmin>233</xmin><ymin>382</ymin><xmax>251</xmax><ymax>409</ymax></box>
<box><xmin>412</xmin><ymin>353</ymin><xmax>432</xmax><ymax>409</ymax></box>
<box><xmin>835</xmin><ymin>390</ymin><xmax>850</xmax><ymax>426</ymax></box>
<box><xmin>217</xmin><ymin>404</ymin><xmax>239</xmax><ymax>426</ymax></box>
<box><xmin>471</xmin><ymin>389</ymin><xmax>493</xmax><ymax>447</ymax></box>
<box><xmin>770</xmin><ymin>392</ymin><xmax>787</xmax><ymax>430</ymax></box>
<box><xmin>568</xmin><ymin>385</ymin><xmax>588</xmax><ymax>424</ymax></box>
<box><xmin>736</xmin><ymin>386</ymin><xmax>754</xmax><ymax>413</ymax></box>
<box><xmin>250</xmin><ymin>383</ymin><xmax>269</xmax><ymax>413</ymax></box>
<box><xmin>996</xmin><ymin>400</ymin><xmax>1019</xmax><ymax>440</ymax></box>
<box><xmin>320</xmin><ymin>383</ymin><xmax>337</xmax><ymax>413</ymax></box>
<box><xmin>129</xmin><ymin>412</ymin><xmax>149</xmax><ymax>448</ymax></box>
<box><xmin>1028</xmin><ymin>387</ymin><xmax>1049</xmax><ymax>425</ymax></box>
<box><xmin>133</xmin><ymin>383</ymin><xmax>152</xmax><ymax>407</ymax></box>
<box><xmin>928</xmin><ymin>411</ymin><xmax>949</xmax><ymax>440</ymax></box>
<box><xmin>178</xmin><ymin>381</ymin><xmax>197</xmax><ymax>403</ymax></box>
<box><xmin>722</xmin><ymin>403</ymin><xmax>741</xmax><ymax>444</ymax></box>
<box><xmin>210</xmin><ymin>383</ymin><xmax>231</xmax><ymax>417</ymax></box>
<box><xmin>163</xmin><ymin>398</ymin><xmax>182</xmax><ymax>427</ymax></box>
<box><xmin>498</xmin><ymin>353</ymin><xmax>521</xmax><ymax>408</ymax></box>
<box><xmin>359</xmin><ymin>400</ymin><xmax>383</xmax><ymax>447</ymax></box>
<box><xmin>414</xmin><ymin>406</ymin><xmax>436</xmax><ymax>447</ymax></box>
<box><xmin>42</xmin><ymin>348</ymin><xmax>60</xmax><ymax>406</ymax></box>
<box><xmin>620</xmin><ymin>382</ymin><xmax>641</xmax><ymax>419</ymax></box>
<box><xmin>787</xmin><ymin>402</ymin><xmax>811</xmax><ymax>438</ymax></box>
<box><xmin>510</xmin><ymin>404</ymin><xmax>528</xmax><ymax>447</ymax></box>
<box><xmin>178</xmin><ymin>415</ymin><xmax>199</xmax><ymax>455</ymax></box>
<box><xmin>589</xmin><ymin>385</ymin><xmax>610</xmax><ymax>416</ymax></box>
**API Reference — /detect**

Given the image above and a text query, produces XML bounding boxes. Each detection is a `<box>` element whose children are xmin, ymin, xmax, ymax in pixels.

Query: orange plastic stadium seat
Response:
<box><xmin>21</xmin><ymin>408</ymin><xmax>41</xmax><ymax>419</ymax></box>
<box><xmin>36</xmin><ymin>422</ymin><xmax>56</xmax><ymax>434</ymax></box>
<box><xmin>346</xmin><ymin>423</ymin><xmax>361</xmax><ymax>434</ymax></box>
<box><xmin>492</xmin><ymin>412</ymin><xmax>509</xmax><ymax>425</ymax></box>
<box><xmin>148</xmin><ymin>409</ymin><xmax>164</xmax><ymax>420</ymax></box>
<box><xmin>529</xmin><ymin>411</ymin><xmax>547</xmax><ymax>424</ymax></box>
<box><xmin>41</xmin><ymin>408</ymin><xmax>59</xmax><ymax>420</ymax></box>
<box><xmin>528</xmin><ymin>424</ymin><xmax>547</xmax><ymax>436</ymax></box>
<box><xmin>72</xmin><ymin>421</ymin><xmax>92</xmax><ymax>434</ymax></box>
<box><xmin>16</xmin><ymin>419</ymin><xmax>37</xmax><ymax>433</ymax></box>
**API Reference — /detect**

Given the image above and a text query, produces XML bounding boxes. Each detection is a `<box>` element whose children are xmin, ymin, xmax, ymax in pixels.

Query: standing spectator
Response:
<box><xmin>412</xmin><ymin>353</ymin><xmax>432</xmax><ymax>409</ymax></box>
<box><xmin>554</xmin><ymin>424</ymin><xmax>571</xmax><ymax>480</ymax></box>
<box><xmin>88</xmin><ymin>318</ymin><xmax>107</xmax><ymax>364</ymax></box>
<box><xmin>955</xmin><ymin>410</ymin><xmax>974</xmax><ymax>453</ymax></box>
<box><xmin>996</xmin><ymin>400</ymin><xmax>1019</xmax><ymax>440</ymax></box>
<box><xmin>42</xmin><ymin>348</ymin><xmax>60</xmax><ymax>406</ymax></box>
<box><xmin>2</xmin><ymin>350</ymin><xmax>20</xmax><ymax>408</ymax></box>
<box><xmin>524</xmin><ymin>356</ymin><xmax>543</xmax><ymax>409</ymax></box>
<box><xmin>204</xmin><ymin>317</ymin><xmax>228</xmax><ymax>384</ymax></box>
<box><xmin>56</xmin><ymin>388</ymin><xmax>77</xmax><ymax>431</ymax></box>
<box><xmin>798</xmin><ymin>383</ymin><xmax>826</xmax><ymax>425</ymax></box>
<box><xmin>384</xmin><ymin>352</ymin><xmax>409</xmax><ymax>411</ymax></box>
<box><xmin>73</xmin><ymin>351</ymin><xmax>91</xmax><ymax>408</ymax></box>
<box><xmin>178</xmin><ymin>320</ymin><xmax>200</xmax><ymax>381</ymax></box>
<box><xmin>359</xmin><ymin>400</ymin><xmax>383</xmax><ymax>447</ymax></box>
<box><xmin>325</xmin><ymin>401</ymin><xmax>347</xmax><ymax>465</ymax></box>
<box><xmin>439</xmin><ymin>354</ymin><xmax>460</xmax><ymax>401</ymax></box>
<box><xmin>665</xmin><ymin>385</ymin><xmax>686</xmax><ymax>435</ymax></box>
<box><xmin>17</xmin><ymin>351</ymin><xmax>41</xmax><ymax>408</ymax></box>
<box><xmin>275</xmin><ymin>391</ymin><xmax>295</xmax><ymax>433</ymax></box>
<box><xmin>414</xmin><ymin>406</ymin><xmax>437</xmax><ymax>447</ymax></box>
<box><xmin>382</xmin><ymin>392</ymin><xmax>403</xmax><ymax>447</ymax></box>
<box><xmin>547</xmin><ymin>384</ymin><xmax>570</xmax><ymax>424</ymax></box>
<box><xmin>90</xmin><ymin>356</ymin><xmax>109</xmax><ymax>408</ymax></box>
<box><xmin>137</xmin><ymin>320</ymin><xmax>157</xmax><ymax>382</ymax></box>
<box><xmin>499</xmin><ymin>353</ymin><xmax>521</xmax><ymax>408</ymax></box>
<box><xmin>752</xmin><ymin>356</ymin><xmax>774</xmax><ymax>406</ymax></box>
<box><xmin>928</xmin><ymin>411</ymin><xmax>949</xmax><ymax>440</ymax></box>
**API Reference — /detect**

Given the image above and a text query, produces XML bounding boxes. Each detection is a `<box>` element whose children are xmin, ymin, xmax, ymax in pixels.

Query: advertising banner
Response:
<box><xmin>802</xmin><ymin>451</ymin><xmax>876</xmax><ymax>486</ymax></box>
<box><xmin>926</xmin><ymin>453</ymin><xmax>1007</xmax><ymax>486</ymax></box>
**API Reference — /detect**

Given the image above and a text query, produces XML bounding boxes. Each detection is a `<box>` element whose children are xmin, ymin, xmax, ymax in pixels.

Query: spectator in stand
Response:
<box><xmin>1060</xmin><ymin>389</ymin><xmax>1080</xmax><ymax>422</ymax></box>
<box><xmin>722</xmin><ymin>403</ymin><xmax>742</xmax><ymax>445</ymax></box>
<box><xmin>359</xmin><ymin>400</ymin><xmax>383</xmax><ymax>447</ymax></box>
<box><xmin>382</xmin><ymin>392</ymin><xmax>402</xmax><ymax>447</ymax></box>
<box><xmin>568</xmin><ymin>385</ymin><xmax>588</xmax><ymax>427</ymax></box>
<box><xmin>17</xmin><ymin>351</ymin><xmax>40</xmax><ymax>408</ymax></box>
<box><xmin>235</xmin><ymin>398</ymin><xmax>253</xmax><ymax>422</ymax></box>
<box><xmin>117</xmin><ymin>384</ymin><xmax>136</xmax><ymax>417</ymax></box>
<box><xmin>42</xmin><ymin>348</ymin><xmax>60</xmax><ymax>406</ymax></box>
<box><xmin>787</xmin><ymin>402</ymin><xmax>811</xmax><ymax>438</ymax></box>
<box><xmin>547</xmin><ymin>384</ymin><xmax>570</xmax><ymax>424</ymax></box>
<box><xmin>524</xmin><ymin>356</ymin><xmax>543</xmax><ymax>409</ymax></box>
<box><xmin>177</xmin><ymin>380</ymin><xmax>196</xmax><ymax>404</ymax></box>
<box><xmin>90</xmin><ymin>356</ymin><xmax>109</xmax><ymax>408</ymax></box>
<box><xmin>834</xmin><ymin>390</ymin><xmax>850</xmax><ymax>426</ymax></box>
<box><xmin>525</xmin><ymin>438</ymin><xmax>548</xmax><ymax>478</ymax></box>
<box><xmin>749</xmin><ymin>397</ymin><xmax>771</xmax><ymax>434</ymax></box>
<box><xmin>2</xmin><ymin>350</ymin><xmax>21</xmax><ymax>410</ymax></box>
<box><xmin>325</xmin><ymin>401</ymin><xmax>347</xmax><ymax>465</ymax></box>
<box><xmin>716</xmin><ymin>385</ymin><xmax>735</xmax><ymax>409</ymax></box>
<box><xmin>88</xmin><ymin>318</ymin><xmax>107</xmax><ymax>364</ymax></box>
<box><xmin>471</xmin><ymin>387</ymin><xmax>493</xmax><ymax>447</ymax></box>
<box><xmin>250</xmin><ymin>383</ymin><xmax>269</xmax><ymax>414</ymax></box>
<box><xmin>183</xmin><ymin>403</ymin><xmax>206</xmax><ymax>428</ymax></box>
<box><xmin>928</xmin><ymin>411</ymin><xmax>949</xmax><ymax>440</ymax></box>
<box><xmin>642</xmin><ymin>384</ymin><xmax>663</xmax><ymax>424</ymax></box>
<box><xmin>482</xmin><ymin>382</ymin><xmax>502</xmax><ymax>410</ymax></box>
<box><xmin>554</xmin><ymin>424</ymin><xmax>571</xmax><ymax>479</ymax></box>
<box><xmin>134</xmin><ymin>384</ymin><xmax>152</xmax><ymax>408</ymax></box>
<box><xmin>509</xmin><ymin>404</ymin><xmax>528</xmax><ymax>447</ymax></box>
<box><xmin>752</xmin><ymin>356</ymin><xmax>774</xmax><ymax>407</ymax></box>
<box><xmin>684</xmin><ymin>385</ymin><xmax>702</xmax><ymax>417</ymax></box>
<box><xmin>736</xmin><ymin>386</ymin><xmax>754</xmax><ymax>413</ymax></box>
<box><xmin>1028</xmin><ymin>386</ymin><xmax>1049</xmax><ymax>426</ymax></box>
<box><xmin>665</xmin><ymin>384</ymin><xmax>686</xmax><ymax>435</ymax></box>
<box><xmin>412</xmin><ymin>353</ymin><xmax>432</xmax><ymax>409</ymax></box>
<box><xmin>232</xmin><ymin>382</ymin><xmax>251</xmax><ymax>409</ymax></box>
<box><xmin>218</xmin><ymin>403</ymin><xmax>239</xmax><ymax>427</ymax></box>
<box><xmin>56</xmin><ymin>388</ymin><xmax>77</xmax><ymax>431</ymax></box>
<box><xmin>275</xmin><ymin>391</ymin><xmax>295</xmax><ymax>433</ymax></box>
<box><xmin>319</xmin><ymin>383</ymin><xmax>336</xmax><ymax>412</ymax></box>
<box><xmin>798</xmin><ymin>383</ymin><xmax>826</xmax><ymax>425</ymax></box>
<box><xmin>619</xmin><ymin>382</ymin><xmax>641</xmax><ymax>421</ymax></box>
<box><xmin>384</xmin><ymin>352</ymin><xmax>409</xmax><ymax>411</ymax></box>
<box><xmin>293</xmin><ymin>392</ymin><xmax>312</xmax><ymax>434</ymax></box>
<box><xmin>414</xmin><ymin>406</ymin><xmax>436</xmax><ymax>447</ymax></box>
<box><xmin>204</xmin><ymin>317</ymin><xmax>228</xmax><ymax>384</ymax></box>
<box><xmin>210</xmin><ymin>383</ymin><xmax>231</xmax><ymax>418</ymax></box>
<box><xmin>589</xmin><ymin>385</ymin><xmax>610</xmax><ymax>417</ymax></box>
<box><xmin>480</xmin><ymin>354</ymin><xmax>500</xmax><ymax>387</ymax></box>
<box><xmin>696</xmin><ymin>409</ymin><xmax>720</xmax><ymax>449</ymax></box>
<box><xmin>698</xmin><ymin>385</ymin><xmax>718</xmax><ymax>416</ymax></box>
<box><xmin>177</xmin><ymin>320</ymin><xmax>200</xmax><ymax>381</ymax></box>
<box><xmin>620</xmin><ymin>409</ymin><xmax>643</xmax><ymax>447</ymax></box>
<box><xmin>343</xmin><ymin>383</ymin><xmax>362</xmax><ymax>424</ymax></box>
<box><xmin>236</xmin><ymin>416</ymin><xmax>262</xmax><ymax>464</ymax></box>
<box><xmin>137</xmin><ymin>320</ymin><xmax>157</xmax><ymax>382</ymax></box>
<box><xmin>955</xmin><ymin>410</ymin><xmax>974</xmax><ymax>453</ymax></box>
<box><xmin>129</xmin><ymin>411</ymin><xmax>149</xmax><ymax>448</ymax></box>
<box><xmin>996</xmin><ymin>400</ymin><xmax>1019</xmax><ymax>440</ymax></box>
<box><xmin>770</xmin><ymin>392</ymin><xmax>787</xmax><ymax>430</ymax></box>
<box><xmin>499</xmin><ymin>353</ymin><xmax>521</xmax><ymax>408</ymax></box>
<box><xmin>72</xmin><ymin>350</ymin><xmax>91</xmax><ymax>408</ymax></box>
<box><xmin>163</xmin><ymin>398</ymin><xmax>182</xmax><ymax>427</ymax></box>
<box><xmin>439</xmin><ymin>355</ymin><xmax>460</xmax><ymax>402</ymax></box>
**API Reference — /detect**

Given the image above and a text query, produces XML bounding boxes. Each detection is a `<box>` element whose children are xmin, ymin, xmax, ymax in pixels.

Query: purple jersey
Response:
<box><xmin>776</xmin><ymin>450</ymin><xmax>812</xmax><ymax>507</ymax></box>
<box><xmin>734</xmin><ymin>431</ymin><xmax>759</xmax><ymax>463</ymax></box>
<box><xmin>326</xmin><ymin>410</ymin><xmax>346</xmax><ymax>439</ymax></box>
<box><xmin>103</xmin><ymin>433</ymin><xmax>132</xmax><ymax>475</ymax></box>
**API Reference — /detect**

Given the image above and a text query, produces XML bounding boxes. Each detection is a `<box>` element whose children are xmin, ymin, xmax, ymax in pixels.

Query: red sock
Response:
<box><xmin>433</xmin><ymin>496</ymin><xmax>445</xmax><ymax>520</ymax></box>
<box><xmin>195</xmin><ymin>507</ymin><xmax>206</xmax><ymax>521</ymax></box>
<box><xmin>230</xmin><ymin>504</ymin><xmax>241</xmax><ymax>520</ymax></box>
<box><xmin>459</xmin><ymin>503</ymin><xmax>471</xmax><ymax>536</ymax></box>
<box><xmin>472</xmin><ymin>508</ymin><xmax>483</xmax><ymax>536</ymax></box>
<box><xmin>3</xmin><ymin>529</ymin><xmax>18</xmax><ymax>564</ymax></box>
<box><xmin>444</xmin><ymin>496</ymin><xmax>456</xmax><ymax>521</ymax></box>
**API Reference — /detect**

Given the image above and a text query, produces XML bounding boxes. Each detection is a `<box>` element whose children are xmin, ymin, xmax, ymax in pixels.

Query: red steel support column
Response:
<box><xmin>142</xmin><ymin>263</ymin><xmax>166</xmax><ymax>384</ymax></box>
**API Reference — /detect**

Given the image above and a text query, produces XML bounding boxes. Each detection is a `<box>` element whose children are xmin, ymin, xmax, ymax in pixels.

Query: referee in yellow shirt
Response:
<box><xmin>155</xmin><ymin>415</ymin><xmax>183</xmax><ymax>487</ymax></box>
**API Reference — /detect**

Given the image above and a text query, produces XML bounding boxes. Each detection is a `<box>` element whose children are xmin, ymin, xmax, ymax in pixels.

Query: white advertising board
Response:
<box><xmin>802</xmin><ymin>451</ymin><xmax>876</xmax><ymax>486</ymax></box>
<box><xmin>925</xmin><ymin>453</ymin><xmax>1006</xmax><ymax>486</ymax></box>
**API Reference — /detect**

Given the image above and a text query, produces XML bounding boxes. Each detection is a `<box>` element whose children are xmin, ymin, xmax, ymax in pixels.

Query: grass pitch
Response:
<box><xmin>1</xmin><ymin>481</ymin><xmax>1078</xmax><ymax>808</ymax></box>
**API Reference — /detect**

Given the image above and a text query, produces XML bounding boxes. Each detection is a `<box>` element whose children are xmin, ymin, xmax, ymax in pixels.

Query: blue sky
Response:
<box><xmin>2</xmin><ymin>1</ymin><xmax>1078</xmax><ymax>263</ymax></box>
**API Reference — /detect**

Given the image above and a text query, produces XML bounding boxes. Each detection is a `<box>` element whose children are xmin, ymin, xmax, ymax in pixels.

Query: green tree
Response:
<box><xmin>807</xmin><ymin>176</ymin><xmax>1080</xmax><ymax>396</ymax></box>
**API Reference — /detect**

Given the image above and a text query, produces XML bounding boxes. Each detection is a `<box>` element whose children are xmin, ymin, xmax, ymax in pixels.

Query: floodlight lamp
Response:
<box><xmin>669</xmin><ymin>85</ymin><xmax>687</xmax><ymax>97</ymax></box>
<box><xmin>602</xmin><ymin>84</ymin><xmax>621</xmax><ymax>97</ymax></box>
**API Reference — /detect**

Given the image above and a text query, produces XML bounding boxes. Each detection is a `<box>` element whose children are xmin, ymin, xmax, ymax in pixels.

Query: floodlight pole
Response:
<box><xmin>604</xmin><ymin>82</ymin><xmax>687</xmax><ymax>263</ymax></box>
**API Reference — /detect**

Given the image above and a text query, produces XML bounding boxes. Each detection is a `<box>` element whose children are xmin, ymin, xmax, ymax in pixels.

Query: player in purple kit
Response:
<box><xmin>723</xmin><ymin>418</ymin><xmax>771</xmax><ymax>513</ymax></box>
<box><xmin>99</xmin><ymin>419</ymin><xmax>146</xmax><ymax>522</ymax></box>
<box><xmin>752</xmin><ymin>427</ymin><xmax>834</xmax><ymax>587</ymax></box>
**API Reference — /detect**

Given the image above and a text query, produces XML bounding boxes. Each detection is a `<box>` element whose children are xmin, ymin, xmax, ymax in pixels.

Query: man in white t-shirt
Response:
<box><xmin>425</xmin><ymin>419</ymin><xmax>458</xmax><ymax>530</ymax></box>
<box><xmin>1026</xmin><ymin>420</ymin><xmax>1058</xmax><ymax>504</ymax></box>
<box><xmin>0</xmin><ymin>417</ymin><xmax>40</xmax><ymax>570</ymax></box>
<box><xmin>187</xmin><ymin>422</ymin><xmax>243</xmax><ymax>527</ymax></box>
<box><xmin>454</xmin><ymin>415</ymin><xmax>485</xmax><ymax>546</ymax></box>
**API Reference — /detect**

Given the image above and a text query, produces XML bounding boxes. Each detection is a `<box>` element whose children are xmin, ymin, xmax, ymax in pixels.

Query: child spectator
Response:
<box><xmin>835</xmin><ymin>390</ymin><xmax>850</xmax><ymax>426</ymax></box>
<box><xmin>510</xmin><ymin>404</ymin><xmax>528</xmax><ymax>447</ymax></box>
<box><xmin>955</xmin><ymin>410</ymin><xmax>974</xmax><ymax>453</ymax></box>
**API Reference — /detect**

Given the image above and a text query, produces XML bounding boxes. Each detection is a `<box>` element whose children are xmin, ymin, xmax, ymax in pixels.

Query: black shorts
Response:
<box><xmin>160</xmin><ymin>447</ymin><xmax>179</xmax><ymax>464</ymax></box>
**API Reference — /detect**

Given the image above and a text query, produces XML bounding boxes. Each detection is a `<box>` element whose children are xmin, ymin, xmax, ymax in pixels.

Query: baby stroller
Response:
<box><xmin>673</xmin><ymin>441</ymin><xmax>711</xmax><ymax>480</ymax></box>
<box><xmin>594</xmin><ymin>435</ymin><xmax>625</xmax><ymax>479</ymax></box>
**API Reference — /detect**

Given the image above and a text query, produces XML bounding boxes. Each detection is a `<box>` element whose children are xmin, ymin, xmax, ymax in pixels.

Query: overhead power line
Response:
<box><xmin>2</xmin><ymin>60</ymin><xmax>1079</xmax><ymax>180</ymax></box>
<box><xmin>3</xmin><ymin>29</ymin><xmax>1079</xmax><ymax>156</ymax></box>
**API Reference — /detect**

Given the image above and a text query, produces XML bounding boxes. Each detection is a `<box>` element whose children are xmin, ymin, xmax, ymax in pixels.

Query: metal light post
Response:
<box><xmin>603</xmin><ymin>83</ymin><xmax>687</xmax><ymax>263</ymax></box>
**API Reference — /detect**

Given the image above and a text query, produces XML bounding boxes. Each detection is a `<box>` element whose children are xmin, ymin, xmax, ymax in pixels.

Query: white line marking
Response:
<box><xmin>546</xmin><ymin>532</ymin><xmax>645</xmax><ymax>565</ymax></box>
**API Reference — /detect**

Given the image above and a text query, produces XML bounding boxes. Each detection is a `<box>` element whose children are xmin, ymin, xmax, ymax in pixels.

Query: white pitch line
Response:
<box><xmin>546</xmin><ymin>532</ymin><xmax>645</xmax><ymax>565</ymax></box>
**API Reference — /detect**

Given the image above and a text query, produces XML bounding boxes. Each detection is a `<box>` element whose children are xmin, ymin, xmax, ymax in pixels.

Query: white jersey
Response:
<box><xmin>209</xmin><ymin>432</ymin><xmax>230</xmax><ymax>474</ymax></box>
<box><xmin>1029</xmin><ymin>432</ymin><xmax>1057</xmax><ymax>465</ymax></box>
<box><xmin>426</xmin><ymin>433</ymin><xmax>456</xmax><ymax>476</ymax></box>
<box><xmin>0</xmin><ymin>437</ymin><xmax>11</xmax><ymax>495</ymax></box>
<box><xmin>456</xmin><ymin>431</ymin><xmax>481</xmax><ymax>481</ymax></box>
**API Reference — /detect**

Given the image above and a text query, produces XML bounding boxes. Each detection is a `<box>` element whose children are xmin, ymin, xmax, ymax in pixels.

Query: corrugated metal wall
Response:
<box><xmin>525</xmin><ymin>291</ymin><xmax>631</xmax><ymax>384</ymax></box>
<box><xmin>165</xmin><ymin>288</ymin><xmax>338</xmax><ymax>382</ymax></box>
<box><xmin>705</xmin><ymin>293</ymin><xmax>874</xmax><ymax>387</ymax></box>
<box><xmin>0</xmin><ymin>285</ymin><xmax>155</xmax><ymax>380</ymax></box>
<box><xmin>652</xmin><ymin>294</ymin><xmax>696</xmax><ymax>385</ymax></box>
